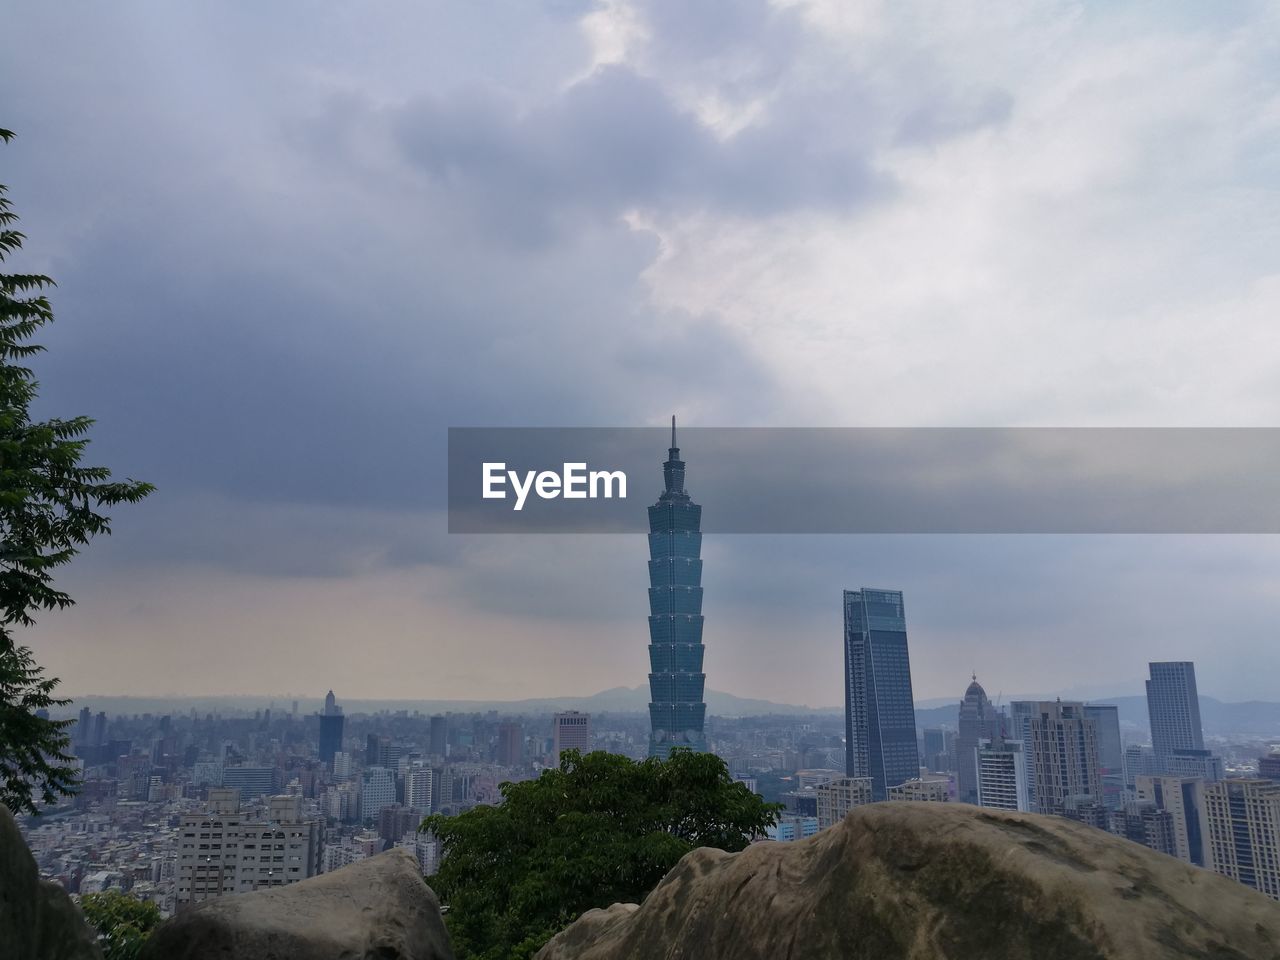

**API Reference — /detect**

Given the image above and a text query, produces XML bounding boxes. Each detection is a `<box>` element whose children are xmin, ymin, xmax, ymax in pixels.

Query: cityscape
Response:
<box><xmin>17</xmin><ymin>432</ymin><xmax>1280</xmax><ymax>915</ymax></box>
<box><xmin>7</xmin><ymin>4</ymin><xmax>1280</xmax><ymax>954</ymax></box>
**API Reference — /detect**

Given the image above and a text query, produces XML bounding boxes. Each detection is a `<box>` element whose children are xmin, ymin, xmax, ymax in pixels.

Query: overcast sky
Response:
<box><xmin>5</xmin><ymin>1</ymin><xmax>1280</xmax><ymax>706</ymax></box>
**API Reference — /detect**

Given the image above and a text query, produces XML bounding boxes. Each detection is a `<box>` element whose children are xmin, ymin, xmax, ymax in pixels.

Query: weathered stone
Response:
<box><xmin>0</xmin><ymin>804</ymin><xmax>103</xmax><ymax>960</ymax></box>
<box><xmin>140</xmin><ymin>847</ymin><xmax>454</xmax><ymax>960</ymax></box>
<box><xmin>537</xmin><ymin>802</ymin><xmax>1280</xmax><ymax>960</ymax></box>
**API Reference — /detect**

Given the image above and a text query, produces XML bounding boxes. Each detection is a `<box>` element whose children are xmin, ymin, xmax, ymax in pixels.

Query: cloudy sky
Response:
<box><xmin>5</xmin><ymin>1</ymin><xmax>1280</xmax><ymax>706</ymax></box>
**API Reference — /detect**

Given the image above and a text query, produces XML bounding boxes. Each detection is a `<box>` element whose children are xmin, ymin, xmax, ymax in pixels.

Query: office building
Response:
<box><xmin>318</xmin><ymin>689</ymin><xmax>345</xmax><ymax>767</ymax></box>
<box><xmin>956</xmin><ymin>675</ymin><xmax>1001</xmax><ymax>805</ymax></box>
<box><xmin>1260</xmin><ymin>753</ymin><xmax>1280</xmax><ymax>781</ymax></box>
<box><xmin>176</xmin><ymin>793</ymin><xmax>321</xmax><ymax>908</ymax></box>
<box><xmin>429</xmin><ymin>715</ymin><xmax>447</xmax><ymax>757</ymax></box>
<box><xmin>889</xmin><ymin>778</ymin><xmax>950</xmax><ymax>803</ymax></box>
<box><xmin>922</xmin><ymin>727</ymin><xmax>948</xmax><ymax>772</ymax></box>
<box><xmin>220</xmin><ymin>766</ymin><xmax>277</xmax><ymax>801</ymax></box>
<box><xmin>360</xmin><ymin>767</ymin><xmax>397</xmax><ymax>820</ymax></box>
<box><xmin>405</xmin><ymin>763</ymin><xmax>433</xmax><ymax>813</ymax></box>
<box><xmin>844</xmin><ymin>588</ymin><xmax>920</xmax><ymax>801</ymax></box>
<box><xmin>647</xmin><ymin>418</ymin><xmax>708</xmax><ymax>759</ymax></box>
<box><xmin>1146</xmin><ymin>662</ymin><xmax>1204</xmax><ymax>774</ymax></box>
<box><xmin>496</xmin><ymin>721</ymin><xmax>523</xmax><ymax>766</ymax></box>
<box><xmin>815</xmin><ymin>776</ymin><xmax>874</xmax><ymax>829</ymax></box>
<box><xmin>1012</xmin><ymin>700</ymin><xmax>1102</xmax><ymax>816</ymax></box>
<box><xmin>1125</xmin><ymin>744</ymin><xmax>1158</xmax><ymax>789</ymax></box>
<box><xmin>977</xmin><ymin>739</ymin><xmax>1030</xmax><ymax>812</ymax></box>
<box><xmin>1083</xmin><ymin>704</ymin><xmax>1123</xmax><ymax>810</ymax></box>
<box><xmin>1205</xmin><ymin>779</ymin><xmax>1280</xmax><ymax>900</ymax></box>
<box><xmin>1166</xmin><ymin>749</ymin><xmax>1224</xmax><ymax>783</ymax></box>
<box><xmin>767</xmin><ymin>814</ymin><xmax>820</xmax><ymax>842</ymax></box>
<box><xmin>553</xmin><ymin>711</ymin><xmax>592</xmax><ymax>764</ymax></box>
<box><xmin>1134</xmin><ymin>775</ymin><xmax>1211</xmax><ymax>867</ymax></box>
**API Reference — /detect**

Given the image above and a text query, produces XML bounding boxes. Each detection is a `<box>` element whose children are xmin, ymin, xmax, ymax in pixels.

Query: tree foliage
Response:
<box><xmin>80</xmin><ymin>891</ymin><xmax>162</xmax><ymax>960</ymax></box>
<box><xmin>422</xmin><ymin>749</ymin><xmax>781</xmax><ymax>960</ymax></box>
<box><xmin>0</xmin><ymin>128</ymin><xmax>154</xmax><ymax>814</ymax></box>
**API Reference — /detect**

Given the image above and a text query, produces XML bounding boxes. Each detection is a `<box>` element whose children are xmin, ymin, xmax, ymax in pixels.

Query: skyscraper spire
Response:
<box><xmin>647</xmin><ymin>425</ymin><xmax>706</xmax><ymax>759</ymax></box>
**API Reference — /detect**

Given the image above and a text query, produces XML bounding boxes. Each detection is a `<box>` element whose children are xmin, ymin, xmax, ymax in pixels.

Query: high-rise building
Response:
<box><xmin>1134</xmin><ymin>775</ymin><xmax>1212</xmax><ymax>867</ymax></box>
<box><xmin>815</xmin><ymin>776</ymin><xmax>874</xmax><ymax>829</ymax></box>
<box><xmin>75</xmin><ymin>706</ymin><xmax>92</xmax><ymax>748</ymax></box>
<box><xmin>647</xmin><ymin>418</ymin><xmax>707</xmax><ymax>759</ymax></box>
<box><xmin>1011</xmin><ymin>700</ymin><xmax>1102</xmax><ymax>816</ymax></box>
<box><xmin>553</xmin><ymin>711</ymin><xmax>592</xmax><ymax>764</ymax></box>
<box><xmin>429</xmin><ymin>715</ymin><xmax>447</xmax><ymax>757</ymax></box>
<box><xmin>176</xmin><ymin>793</ymin><xmax>321</xmax><ymax>908</ymax></box>
<box><xmin>1204</xmin><ymin>778</ymin><xmax>1280</xmax><ymax>900</ymax></box>
<box><xmin>405</xmin><ymin>763</ymin><xmax>433</xmax><ymax>812</ymax></box>
<box><xmin>977</xmin><ymin>738</ymin><xmax>1030</xmax><ymax>812</ymax></box>
<box><xmin>1124</xmin><ymin>743</ymin><xmax>1158</xmax><ymax>789</ymax></box>
<box><xmin>1260</xmin><ymin>753</ymin><xmax>1280</xmax><ymax>781</ymax></box>
<box><xmin>956</xmin><ymin>675</ymin><xmax>1001</xmax><ymax>805</ymax></box>
<box><xmin>1083</xmin><ymin>704</ymin><xmax>1123</xmax><ymax>810</ymax></box>
<box><xmin>843</xmin><ymin>588</ymin><xmax>920</xmax><ymax>801</ymax></box>
<box><xmin>922</xmin><ymin>728</ymin><xmax>947</xmax><ymax>772</ymax></box>
<box><xmin>1146</xmin><ymin>662</ymin><xmax>1204</xmax><ymax>774</ymax></box>
<box><xmin>496</xmin><ymin>721</ymin><xmax>523</xmax><ymax>766</ymax></box>
<box><xmin>318</xmin><ymin>689</ymin><xmax>344</xmax><ymax>767</ymax></box>
<box><xmin>360</xmin><ymin>767</ymin><xmax>397</xmax><ymax>820</ymax></box>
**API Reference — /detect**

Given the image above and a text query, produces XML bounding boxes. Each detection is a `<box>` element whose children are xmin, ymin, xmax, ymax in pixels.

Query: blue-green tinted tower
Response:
<box><xmin>844</xmin><ymin>588</ymin><xmax>919</xmax><ymax>800</ymax></box>
<box><xmin>648</xmin><ymin>418</ymin><xmax>707</xmax><ymax>759</ymax></box>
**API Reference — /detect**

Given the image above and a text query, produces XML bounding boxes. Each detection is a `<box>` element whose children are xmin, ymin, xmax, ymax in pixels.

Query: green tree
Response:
<box><xmin>0</xmin><ymin>128</ymin><xmax>153</xmax><ymax>814</ymax></box>
<box><xmin>80</xmin><ymin>891</ymin><xmax>162</xmax><ymax>960</ymax></box>
<box><xmin>422</xmin><ymin>749</ymin><xmax>781</xmax><ymax>960</ymax></box>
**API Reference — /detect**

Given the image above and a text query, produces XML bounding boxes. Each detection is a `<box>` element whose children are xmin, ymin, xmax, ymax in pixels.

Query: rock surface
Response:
<box><xmin>140</xmin><ymin>847</ymin><xmax>454</xmax><ymax>960</ymax></box>
<box><xmin>537</xmin><ymin>802</ymin><xmax>1280</xmax><ymax>960</ymax></box>
<box><xmin>0</xmin><ymin>804</ymin><xmax>103</xmax><ymax>960</ymax></box>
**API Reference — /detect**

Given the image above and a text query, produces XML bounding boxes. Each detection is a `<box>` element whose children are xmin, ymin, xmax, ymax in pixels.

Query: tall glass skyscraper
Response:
<box><xmin>1147</xmin><ymin>661</ymin><xmax>1205</xmax><ymax>773</ymax></box>
<box><xmin>647</xmin><ymin>418</ymin><xmax>707</xmax><ymax>759</ymax></box>
<box><xmin>844</xmin><ymin>588</ymin><xmax>919</xmax><ymax>800</ymax></box>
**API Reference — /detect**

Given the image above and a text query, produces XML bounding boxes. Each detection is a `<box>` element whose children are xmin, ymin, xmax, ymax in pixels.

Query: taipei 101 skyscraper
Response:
<box><xmin>647</xmin><ymin>417</ymin><xmax>707</xmax><ymax>758</ymax></box>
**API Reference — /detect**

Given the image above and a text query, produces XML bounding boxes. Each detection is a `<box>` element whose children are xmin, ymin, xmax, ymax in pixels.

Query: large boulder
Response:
<box><xmin>537</xmin><ymin>802</ymin><xmax>1280</xmax><ymax>960</ymax></box>
<box><xmin>140</xmin><ymin>847</ymin><xmax>454</xmax><ymax>960</ymax></box>
<box><xmin>0</xmin><ymin>804</ymin><xmax>103</xmax><ymax>960</ymax></box>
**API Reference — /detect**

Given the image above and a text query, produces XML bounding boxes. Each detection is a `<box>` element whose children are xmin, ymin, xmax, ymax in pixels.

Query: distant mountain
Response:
<box><xmin>57</xmin><ymin>687</ymin><xmax>839</xmax><ymax>719</ymax></box>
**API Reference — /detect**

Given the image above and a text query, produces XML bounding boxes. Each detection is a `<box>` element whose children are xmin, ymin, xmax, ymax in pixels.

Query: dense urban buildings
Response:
<box><xmin>843</xmin><ymin>588</ymin><xmax>920</xmax><ymax>800</ymax></box>
<box><xmin>646</xmin><ymin>419</ymin><xmax>708</xmax><ymax>759</ymax></box>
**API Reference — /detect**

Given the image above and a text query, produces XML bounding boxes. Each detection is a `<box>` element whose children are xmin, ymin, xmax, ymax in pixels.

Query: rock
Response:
<box><xmin>0</xmin><ymin>804</ymin><xmax>103</xmax><ymax>960</ymax></box>
<box><xmin>140</xmin><ymin>847</ymin><xmax>454</xmax><ymax>960</ymax></box>
<box><xmin>537</xmin><ymin>802</ymin><xmax>1280</xmax><ymax>960</ymax></box>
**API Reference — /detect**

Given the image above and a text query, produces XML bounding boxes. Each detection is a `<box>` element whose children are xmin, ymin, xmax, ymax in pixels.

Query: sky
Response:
<box><xmin>4</xmin><ymin>0</ymin><xmax>1280</xmax><ymax>706</ymax></box>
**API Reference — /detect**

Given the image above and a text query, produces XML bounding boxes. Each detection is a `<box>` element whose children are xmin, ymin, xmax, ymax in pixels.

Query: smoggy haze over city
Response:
<box><xmin>5</xmin><ymin>3</ymin><xmax>1280</xmax><ymax>704</ymax></box>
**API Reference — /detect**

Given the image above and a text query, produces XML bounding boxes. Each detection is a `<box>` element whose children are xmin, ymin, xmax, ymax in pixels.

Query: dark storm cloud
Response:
<box><xmin>392</xmin><ymin>63</ymin><xmax>887</xmax><ymax>244</ymax></box>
